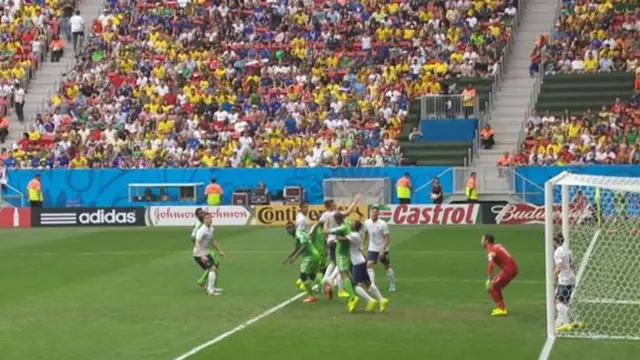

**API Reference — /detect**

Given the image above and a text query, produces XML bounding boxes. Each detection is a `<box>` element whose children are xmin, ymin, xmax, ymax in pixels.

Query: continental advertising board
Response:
<box><xmin>252</xmin><ymin>204</ymin><xmax>368</xmax><ymax>226</ymax></box>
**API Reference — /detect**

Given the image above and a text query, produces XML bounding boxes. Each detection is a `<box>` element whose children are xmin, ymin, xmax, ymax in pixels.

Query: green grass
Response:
<box><xmin>1</xmin><ymin>225</ymin><xmax>639</xmax><ymax>360</ymax></box>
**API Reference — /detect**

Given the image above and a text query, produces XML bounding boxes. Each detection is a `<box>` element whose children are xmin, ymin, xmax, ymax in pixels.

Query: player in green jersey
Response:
<box><xmin>283</xmin><ymin>221</ymin><xmax>321</xmax><ymax>303</ymax></box>
<box><xmin>329</xmin><ymin>212</ymin><xmax>360</xmax><ymax>311</ymax></box>
<box><xmin>309</xmin><ymin>221</ymin><xmax>327</xmax><ymax>289</ymax></box>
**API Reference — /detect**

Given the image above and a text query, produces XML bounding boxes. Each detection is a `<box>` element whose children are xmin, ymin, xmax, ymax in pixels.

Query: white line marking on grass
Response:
<box><xmin>172</xmin><ymin>291</ymin><xmax>309</xmax><ymax>360</ymax></box>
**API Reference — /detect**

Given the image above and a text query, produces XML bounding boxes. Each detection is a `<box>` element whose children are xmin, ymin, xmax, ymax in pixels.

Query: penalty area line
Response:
<box><xmin>172</xmin><ymin>291</ymin><xmax>308</xmax><ymax>360</ymax></box>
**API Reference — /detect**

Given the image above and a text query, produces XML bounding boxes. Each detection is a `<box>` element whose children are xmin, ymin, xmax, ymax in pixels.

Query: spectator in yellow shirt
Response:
<box><xmin>584</xmin><ymin>53</ymin><xmax>598</xmax><ymax>72</ymax></box>
<box><xmin>567</xmin><ymin>118</ymin><xmax>582</xmax><ymax>138</ymax></box>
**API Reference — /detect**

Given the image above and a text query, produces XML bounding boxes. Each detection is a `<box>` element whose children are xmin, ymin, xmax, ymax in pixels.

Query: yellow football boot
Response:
<box><xmin>380</xmin><ymin>298</ymin><xmax>390</xmax><ymax>312</ymax></box>
<box><xmin>347</xmin><ymin>296</ymin><xmax>360</xmax><ymax>313</ymax></box>
<box><xmin>490</xmin><ymin>308</ymin><xmax>508</xmax><ymax>316</ymax></box>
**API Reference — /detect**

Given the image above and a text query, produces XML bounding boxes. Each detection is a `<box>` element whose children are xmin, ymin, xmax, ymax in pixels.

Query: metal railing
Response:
<box><xmin>420</xmin><ymin>94</ymin><xmax>480</xmax><ymax>120</ymax></box>
<box><xmin>413</xmin><ymin>166</ymin><xmax>543</xmax><ymax>202</ymax></box>
<box><xmin>449</xmin><ymin>166</ymin><xmax>542</xmax><ymax>198</ymax></box>
<box><xmin>0</xmin><ymin>182</ymin><xmax>25</xmax><ymax>208</ymax></box>
<box><xmin>507</xmin><ymin>167</ymin><xmax>545</xmax><ymax>201</ymax></box>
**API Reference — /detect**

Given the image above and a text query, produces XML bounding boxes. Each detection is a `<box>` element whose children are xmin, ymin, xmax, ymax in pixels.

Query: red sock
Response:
<box><xmin>489</xmin><ymin>288</ymin><xmax>505</xmax><ymax>309</ymax></box>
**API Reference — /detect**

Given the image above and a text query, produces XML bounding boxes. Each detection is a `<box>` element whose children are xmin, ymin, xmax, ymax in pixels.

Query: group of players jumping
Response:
<box><xmin>283</xmin><ymin>195</ymin><xmax>395</xmax><ymax>312</ymax></box>
<box><xmin>190</xmin><ymin>196</ymin><xmax>586</xmax><ymax>328</ymax></box>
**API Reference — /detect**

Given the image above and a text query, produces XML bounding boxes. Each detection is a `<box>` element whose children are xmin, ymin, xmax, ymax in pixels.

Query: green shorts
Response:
<box><xmin>336</xmin><ymin>253</ymin><xmax>351</xmax><ymax>272</ymax></box>
<box><xmin>209</xmin><ymin>250</ymin><xmax>220</xmax><ymax>267</ymax></box>
<box><xmin>300</xmin><ymin>257</ymin><xmax>318</xmax><ymax>275</ymax></box>
<box><xmin>315</xmin><ymin>254</ymin><xmax>327</xmax><ymax>270</ymax></box>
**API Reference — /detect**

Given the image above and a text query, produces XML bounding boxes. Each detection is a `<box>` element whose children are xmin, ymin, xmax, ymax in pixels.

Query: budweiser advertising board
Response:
<box><xmin>146</xmin><ymin>206</ymin><xmax>253</xmax><ymax>226</ymax></box>
<box><xmin>376</xmin><ymin>204</ymin><xmax>479</xmax><ymax>225</ymax></box>
<box><xmin>485</xmin><ymin>193</ymin><xmax>594</xmax><ymax>225</ymax></box>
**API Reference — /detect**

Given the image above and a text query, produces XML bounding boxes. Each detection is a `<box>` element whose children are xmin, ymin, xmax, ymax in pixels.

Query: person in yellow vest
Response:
<box><xmin>396</xmin><ymin>173</ymin><xmax>412</xmax><ymax>204</ymax></box>
<box><xmin>27</xmin><ymin>174</ymin><xmax>43</xmax><ymax>208</ymax></box>
<box><xmin>465</xmin><ymin>172</ymin><xmax>478</xmax><ymax>203</ymax></box>
<box><xmin>205</xmin><ymin>178</ymin><xmax>223</xmax><ymax>206</ymax></box>
<box><xmin>462</xmin><ymin>84</ymin><xmax>476</xmax><ymax>119</ymax></box>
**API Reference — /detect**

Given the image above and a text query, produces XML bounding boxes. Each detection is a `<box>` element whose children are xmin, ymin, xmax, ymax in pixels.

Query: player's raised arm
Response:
<box><xmin>341</xmin><ymin>193</ymin><xmax>363</xmax><ymax>216</ymax></box>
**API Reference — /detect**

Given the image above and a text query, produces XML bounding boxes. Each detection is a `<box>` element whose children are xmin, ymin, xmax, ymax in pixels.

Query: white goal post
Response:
<box><xmin>539</xmin><ymin>172</ymin><xmax>640</xmax><ymax>360</ymax></box>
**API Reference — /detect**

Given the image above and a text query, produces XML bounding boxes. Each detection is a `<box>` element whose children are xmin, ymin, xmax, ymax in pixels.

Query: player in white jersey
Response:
<box><xmin>553</xmin><ymin>234</ymin><xmax>583</xmax><ymax>331</ymax></box>
<box><xmin>319</xmin><ymin>195</ymin><xmax>362</xmax><ymax>300</ymax></box>
<box><xmin>295</xmin><ymin>203</ymin><xmax>311</xmax><ymax>291</ymax></box>
<box><xmin>295</xmin><ymin>204</ymin><xmax>310</xmax><ymax>232</ymax></box>
<box><xmin>190</xmin><ymin>208</ymin><xmax>211</xmax><ymax>288</ymax></box>
<box><xmin>194</xmin><ymin>212</ymin><xmax>226</xmax><ymax>296</ymax></box>
<box><xmin>363</xmin><ymin>205</ymin><xmax>397</xmax><ymax>292</ymax></box>
<box><xmin>336</xmin><ymin>220</ymin><xmax>388</xmax><ymax>313</ymax></box>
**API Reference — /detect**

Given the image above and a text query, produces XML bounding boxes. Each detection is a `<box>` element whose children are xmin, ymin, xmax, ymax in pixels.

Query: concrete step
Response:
<box><xmin>5</xmin><ymin>0</ymin><xmax>104</xmax><ymax>145</ymax></box>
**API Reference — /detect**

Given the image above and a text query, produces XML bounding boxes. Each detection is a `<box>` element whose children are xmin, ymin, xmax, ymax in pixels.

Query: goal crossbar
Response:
<box><xmin>552</xmin><ymin>172</ymin><xmax>640</xmax><ymax>192</ymax></box>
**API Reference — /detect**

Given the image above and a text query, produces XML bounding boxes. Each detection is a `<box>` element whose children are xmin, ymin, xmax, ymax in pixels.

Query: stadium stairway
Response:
<box><xmin>474</xmin><ymin>0</ymin><xmax>558</xmax><ymax>193</ymax></box>
<box><xmin>5</xmin><ymin>0</ymin><xmax>104</xmax><ymax>146</ymax></box>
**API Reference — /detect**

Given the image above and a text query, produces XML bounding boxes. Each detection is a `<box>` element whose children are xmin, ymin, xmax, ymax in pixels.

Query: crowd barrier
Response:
<box><xmin>0</xmin><ymin>201</ymin><xmax>612</xmax><ymax>228</ymax></box>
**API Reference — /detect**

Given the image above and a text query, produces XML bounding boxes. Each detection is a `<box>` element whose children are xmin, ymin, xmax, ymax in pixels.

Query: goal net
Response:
<box><xmin>322</xmin><ymin>178</ymin><xmax>392</xmax><ymax>205</ymax></box>
<box><xmin>543</xmin><ymin>172</ymin><xmax>640</xmax><ymax>347</ymax></box>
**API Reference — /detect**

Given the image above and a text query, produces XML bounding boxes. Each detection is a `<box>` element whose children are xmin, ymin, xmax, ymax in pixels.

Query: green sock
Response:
<box><xmin>303</xmin><ymin>280</ymin><xmax>314</xmax><ymax>296</ymax></box>
<box><xmin>315</xmin><ymin>273</ymin><xmax>324</xmax><ymax>287</ymax></box>
<box><xmin>342</xmin><ymin>277</ymin><xmax>356</xmax><ymax>298</ymax></box>
<box><xmin>197</xmin><ymin>270</ymin><xmax>208</xmax><ymax>284</ymax></box>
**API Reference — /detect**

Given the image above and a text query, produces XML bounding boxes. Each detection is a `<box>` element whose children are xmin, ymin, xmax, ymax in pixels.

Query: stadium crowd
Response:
<box><xmin>0</xmin><ymin>0</ymin><xmax>516</xmax><ymax>169</ymax></box>
<box><xmin>531</xmin><ymin>0</ymin><xmax>639</xmax><ymax>75</ymax></box>
<box><xmin>511</xmin><ymin>0</ymin><xmax>640</xmax><ymax>167</ymax></box>
<box><xmin>0</xmin><ymin>0</ymin><xmax>61</xmax><ymax>118</ymax></box>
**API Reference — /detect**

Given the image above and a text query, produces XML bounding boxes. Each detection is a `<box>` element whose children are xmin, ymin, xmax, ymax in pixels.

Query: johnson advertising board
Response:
<box><xmin>146</xmin><ymin>206</ymin><xmax>253</xmax><ymax>226</ymax></box>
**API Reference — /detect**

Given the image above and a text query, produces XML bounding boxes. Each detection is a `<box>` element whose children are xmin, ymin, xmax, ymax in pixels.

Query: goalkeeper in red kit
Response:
<box><xmin>482</xmin><ymin>234</ymin><xmax>518</xmax><ymax>316</ymax></box>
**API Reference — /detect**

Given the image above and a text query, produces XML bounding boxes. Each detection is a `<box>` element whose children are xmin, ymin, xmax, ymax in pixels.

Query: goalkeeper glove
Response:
<box><xmin>485</xmin><ymin>278</ymin><xmax>493</xmax><ymax>290</ymax></box>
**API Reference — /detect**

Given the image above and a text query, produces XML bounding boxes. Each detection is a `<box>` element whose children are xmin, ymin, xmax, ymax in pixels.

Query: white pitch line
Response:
<box><xmin>172</xmin><ymin>291</ymin><xmax>309</xmax><ymax>360</ymax></box>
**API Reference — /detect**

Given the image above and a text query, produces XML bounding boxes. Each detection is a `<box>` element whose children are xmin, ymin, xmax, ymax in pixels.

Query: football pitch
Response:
<box><xmin>1</xmin><ymin>225</ymin><xmax>639</xmax><ymax>360</ymax></box>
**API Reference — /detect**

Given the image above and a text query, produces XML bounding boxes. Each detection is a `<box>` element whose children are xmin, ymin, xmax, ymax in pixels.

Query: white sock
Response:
<box><xmin>368</xmin><ymin>283</ymin><xmax>384</xmax><ymax>301</ymax></box>
<box><xmin>367</xmin><ymin>268</ymin><xmax>376</xmax><ymax>284</ymax></box>
<box><xmin>568</xmin><ymin>306</ymin><xmax>580</xmax><ymax>323</ymax></box>
<box><xmin>386</xmin><ymin>268</ymin><xmax>396</xmax><ymax>284</ymax></box>
<box><xmin>556</xmin><ymin>303</ymin><xmax>569</xmax><ymax>326</ymax></box>
<box><xmin>329</xmin><ymin>267</ymin><xmax>340</xmax><ymax>285</ymax></box>
<box><xmin>355</xmin><ymin>285</ymin><xmax>373</xmax><ymax>302</ymax></box>
<box><xmin>207</xmin><ymin>270</ymin><xmax>217</xmax><ymax>294</ymax></box>
<box><xmin>323</xmin><ymin>263</ymin><xmax>335</xmax><ymax>285</ymax></box>
<box><xmin>336</xmin><ymin>276</ymin><xmax>344</xmax><ymax>291</ymax></box>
